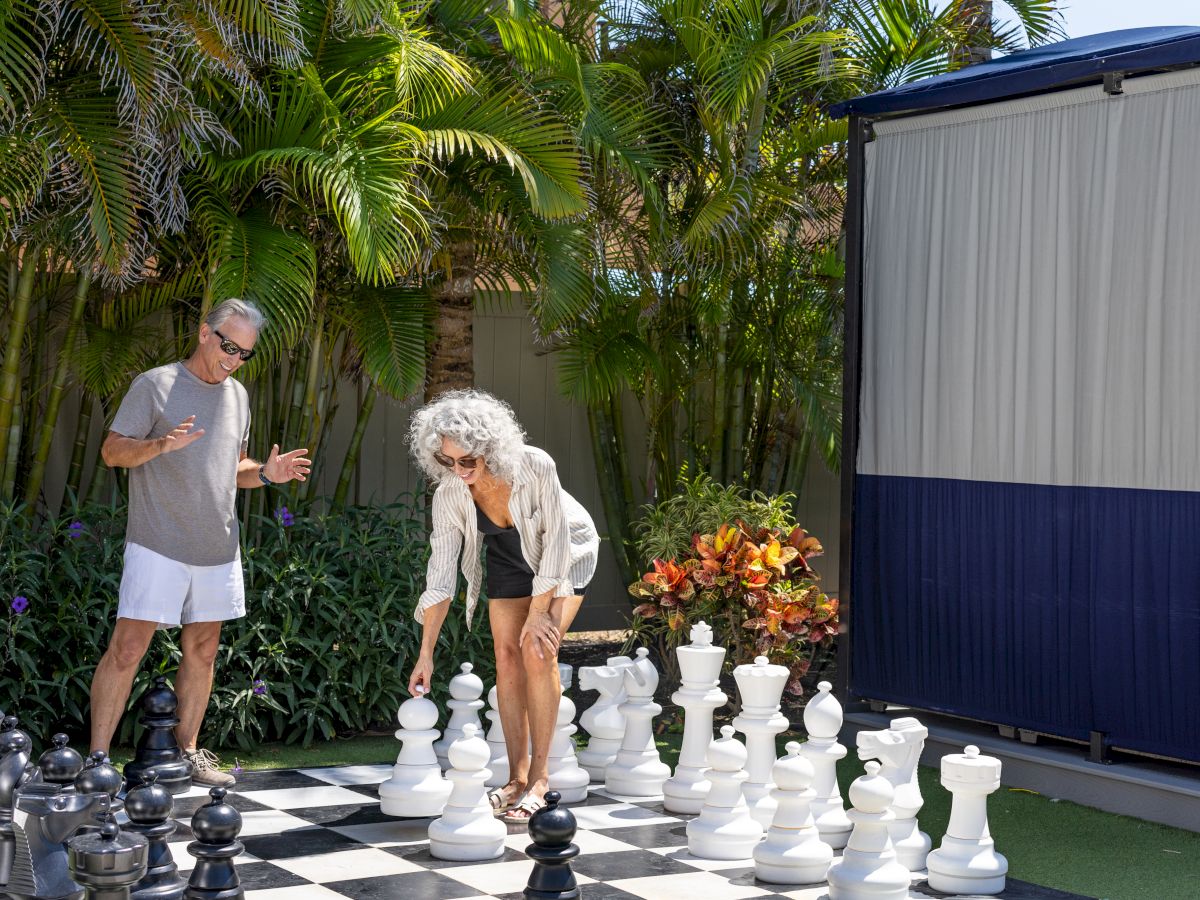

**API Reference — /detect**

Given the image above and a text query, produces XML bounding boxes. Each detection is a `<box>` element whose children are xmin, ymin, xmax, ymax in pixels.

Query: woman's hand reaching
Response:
<box><xmin>408</xmin><ymin>655</ymin><xmax>433</xmax><ymax>696</ymax></box>
<box><xmin>519</xmin><ymin>607</ymin><xmax>561</xmax><ymax>661</ymax></box>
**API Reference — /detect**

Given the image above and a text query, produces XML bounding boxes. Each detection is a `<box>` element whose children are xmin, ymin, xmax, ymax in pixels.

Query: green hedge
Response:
<box><xmin>1</xmin><ymin>496</ymin><xmax>494</xmax><ymax>750</ymax></box>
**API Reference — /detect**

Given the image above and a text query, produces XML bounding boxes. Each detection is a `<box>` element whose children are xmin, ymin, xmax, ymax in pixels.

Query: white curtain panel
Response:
<box><xmin>858</xmin><ymin>68</ymin><xmax>1200</xmax><ymax>492</ymax></box>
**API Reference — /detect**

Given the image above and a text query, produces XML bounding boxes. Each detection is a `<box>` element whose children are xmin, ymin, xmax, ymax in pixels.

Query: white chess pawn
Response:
<box><xmin>686</xmin><ymin>725</ymin><xmax>764</xmax><ymax>860</ymax></box>
<box><xmin>753</xmin><ymin>741</ymin><xmax>833</xmax><ymax>884</ymax></box>
<box><xmin>663</xmin><ymin>622</ymin><xmax>726</xmax><ymax>814</ymax></box>
<box><xmin>483</xmin><ymin>685</ymin><xmax>509</xmax><ymax>788</ymax></box>
<box><xmin>578</xmin><ymin>656</ymin><xmax>632</xmax><ymax>782</ymax></box>
<box><xmin>856</xmin><ymin>717</ymin><xmax>931</xmax><ymax>871</ymax></box>
<box><xmin>428</xmin><ymin>723</ymin><xmax>507</xmax><ymax>861</ymax></box>
<box><xmin>548</xmin><ymin>666</ymin><xmax>589</xmax><ymax>802</ymax></box>
<box><xmin>434</xmin><ymin>663</ymin><xmax>485</xmax><ymax>771</ymax></box>
<box><xmin>926</xmin><ymin>746</ymin><xmax>1007</xmax><ymax>895</ymax></box>
<box><xmin>826</xmin><ymin>761</ymin><xmax>911</xmax><ymax>900</ymax></box>
<box><xmin>733</xmin><ymin>655</ymin><xmax>790</xmax><ymax>827</ymax></box>
<box><xmin>604</xmin><ymin>648</ymin><xmax>671</xmax><ymax>796</ymax></box>
<box><xmin>379</xmin><ymin>688</ymin><xmax>452</xmax><ymax>817</ymax></box>
<box><xmin>797</xmin><ymin>680</ymin><xmax>852</xmax><ymax>848</ymax></box>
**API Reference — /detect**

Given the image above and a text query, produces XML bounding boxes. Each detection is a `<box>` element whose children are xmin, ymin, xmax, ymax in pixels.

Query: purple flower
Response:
<box><xmin>232</xmin><ymin>759</ymin><xmax>243</xmax><ymax>774</ymax></box>
<box><xmin>10</xmin><ymin>596</ymin><xmax>29</xmax><ymax>614</ymax></box>
<box><xmin>67</xmin><ymin>521</ymin><xmax>84</xmax><ymax>538</ymax></box>
<box><xmin>252</xmin><ymin>679</ymin><xmax>268</xmax><ymax>696</ymax></box>
<box><xmin>274</xmin><ymin>506</ymin><xmax>294</xmax><ymax>527</ymax></box>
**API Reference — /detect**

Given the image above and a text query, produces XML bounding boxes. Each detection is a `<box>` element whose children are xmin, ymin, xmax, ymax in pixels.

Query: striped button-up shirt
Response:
<box><xmin>415</xmin><ymin>445</ymin><xmax>600</xmax><ymax>627</ymax></box>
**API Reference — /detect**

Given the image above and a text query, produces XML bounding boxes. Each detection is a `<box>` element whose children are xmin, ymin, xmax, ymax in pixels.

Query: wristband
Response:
<box><xmin>257</xmin><ymin>464</ymin><xmax>272</xmax><ymax>486</ymax></box>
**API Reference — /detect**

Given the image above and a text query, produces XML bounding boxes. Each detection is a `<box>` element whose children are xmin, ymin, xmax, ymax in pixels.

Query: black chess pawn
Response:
<box><xmin>0</xmin><ymin>715</ymin><xmax>33</xmax><ymax>755</ymax></box>
<box><xmin>523</xmin><ymin>791</ymin><xmax>581</xmax><ymax>900</ymax></box>
<box><xmin>125</xmin><ymin>676</ymin><xmax>193</xmax><ymax>795</ymax></box>
<box><xmin>126</xmin><ymin>772</ymin><xmax>186</xmax><ymax>900</ymax></box>
<box><xmin>38</xmin><ymin>733</ymin><xmax>85</xmax><ymax>791</ymax></box>
<box><xmin>1</xmin><ymin>717</ymin><xmax>33</xmax><ymax>890</ymax></box>
<box><xmin>184</xmin><ymin>787</ymin><xmax>244</xmax><ymax>899</ymax></box>
<box><xmin>68</xmin><ymin>818</ymin><xmax>149</xmax><ymax>900</ymax></box>
<box><xmin>77</xmin><ymin>751</ymin><xmax>126</xmax><ymax>813</ymax></box>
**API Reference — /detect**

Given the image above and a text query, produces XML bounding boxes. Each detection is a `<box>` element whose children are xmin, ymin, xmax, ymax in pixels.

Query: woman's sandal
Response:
<box><xmin>501</xmin><ymin>792</ymin><xmax>546</xmax><ymax>824</ymax></box>
<box><xmin>487</xmin><ymin>782</ymin><xmax>524</xmax><ymax>814</ymax></box>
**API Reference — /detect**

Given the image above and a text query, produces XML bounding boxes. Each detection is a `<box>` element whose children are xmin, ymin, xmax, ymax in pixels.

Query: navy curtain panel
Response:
<box><xmin>852</xmin><ymin>475</ymin><xmax>1200</xmax><ymax>761</ymax></box>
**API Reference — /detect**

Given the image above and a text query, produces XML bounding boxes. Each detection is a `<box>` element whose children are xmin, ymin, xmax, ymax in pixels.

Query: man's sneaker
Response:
<box><xmin>185</xmin><ymin>748</ymin><xmax>236</xmax><ymax>788</ymax></box>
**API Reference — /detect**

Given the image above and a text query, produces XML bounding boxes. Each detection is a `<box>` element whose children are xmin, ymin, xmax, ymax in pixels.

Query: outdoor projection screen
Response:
<box><xmin>851</xmin><ymin>68</ymin><xmax>1200</xmax><ymax>762</ymax></box>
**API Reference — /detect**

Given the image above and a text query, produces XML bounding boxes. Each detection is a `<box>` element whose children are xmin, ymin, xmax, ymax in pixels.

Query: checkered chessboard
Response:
<box><xmin>157</xmin><ymin>765</ymin><xmax>1092</xmax><ymax>900</ymax></box>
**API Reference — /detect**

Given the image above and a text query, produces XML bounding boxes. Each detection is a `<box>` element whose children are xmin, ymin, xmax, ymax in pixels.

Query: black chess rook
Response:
<box><xmin>184</xmin><ymin>787</ymin><xmax>244</xmax><ymax>900</ymax></box>
<box><xmin>523</xmin><ymin>791</ymin><xmax>581</xmax><ymax>900</ymax></box>
<box><xmin>125</xmin><ymin>773</ymin><xmax>186</xmax><ymax>900</ymax></box>
<box><xmin>68</xmin><ymin>818</ymin><xmax>149</xmax><ymax>900</ymax></box>
<box><xmin>125</xmin><ymin>676</ymin><xmax>193</xmax><ymax>795</ymax></box>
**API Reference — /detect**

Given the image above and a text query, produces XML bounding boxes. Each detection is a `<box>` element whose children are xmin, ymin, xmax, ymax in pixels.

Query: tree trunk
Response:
<box><xmin>426</xmin><ymin>240</ymin><xmax>476</xmax><ymax>401</ymax></box>
<box><xmin>0</xmin><ymin>246</ymin><xmax>42</xmax><ymax>498</ymax></box>
<box><xmin>333</xmin><ymin>386</ymin><xmax>375</xmax><ymax>509</ymax></box>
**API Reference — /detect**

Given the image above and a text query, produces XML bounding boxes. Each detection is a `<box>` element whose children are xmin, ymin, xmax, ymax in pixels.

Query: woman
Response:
<box><xmin>407</xmin><ymin>389</ymin><xmax>600</xmax><ymax>821</ymax></box>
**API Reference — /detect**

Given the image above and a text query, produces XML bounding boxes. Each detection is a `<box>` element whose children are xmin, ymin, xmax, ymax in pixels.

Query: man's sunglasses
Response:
<box><xmin>214</xmin><ymin>329</ymin><xmax>256</xmax><ymax>361</ymax></box>
<box><xmin>433</xmin><ymin>451</ymin><xmax>480</xmax><ymax>470</ymax></box>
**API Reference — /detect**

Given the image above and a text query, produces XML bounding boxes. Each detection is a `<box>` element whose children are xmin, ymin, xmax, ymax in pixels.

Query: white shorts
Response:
<box><xmin>117</xmin><ymin>542</ymin><xmax>246</xmax><ymax>627</ymax></box>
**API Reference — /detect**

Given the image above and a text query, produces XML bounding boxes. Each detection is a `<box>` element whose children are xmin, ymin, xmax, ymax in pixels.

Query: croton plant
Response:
<box><xmin>627</xmin><ymin>522</ymin><xmax>838</xmax><ymax>695</ymax></box>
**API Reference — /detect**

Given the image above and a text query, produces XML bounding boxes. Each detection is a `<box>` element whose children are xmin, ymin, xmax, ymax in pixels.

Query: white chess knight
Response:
<box><xmin>926</xmin><ymin>745</ymin><xmax>1008</xmax><ymax>895</ymax></box>
<box><xmin>428</xmin><ymin>723</ymin><xmax>507</xmax><ymax>861</ymax></box>
<box><xmin>856</xmin><ymin>716</ymin><xmax>931</xmax><ymax>871</ymax></box>
<box><xmin>686</xmin><ymin>725</ymin><xmax>764</xmax><ymax>860</ymax></box>
<box><xmin>826</xmin><ymin>761</ymin><xmax>912</xmax><ymax>900</ymax></box>
<box><xmin>604</xmin><ymin>647</ymin><xmax>671</xmax><ymax>796</ymax></box>
<box><xmin>753</xmin><ymin>741</ymin><xmax>833</xmax><ymax>884</ymax></box>
<box><xmin>434</xmin><ymin>662</ymin><xmax>485</xmax><ymax>771</ymax></box>
<box><xmin>379</xmin><ymin>687</ymin><xmax>452</xmax><ymax>817</ymax></box>
<box><xmin>797</xmin><ymin>681</ymin><xmax>852</xmax><ymax>848</ymax></box>
<box><xmin>548</xmin><ymin>664</ymin><xmax>589</xmax><ymax>802</ymax></box>
<box><xmin>663</xmin><ymin>621</ymin><xmax>726</xmax><ymax>813</ymax></box>
<box><xmin>732</xmin><ymin>655</ymin><xmax>790</xmax><ymax>827</ymax></box>
<box><xmin>577</xmin><ymin>656</ymin><xmax>632</xmax><ymax>782</ymax></box>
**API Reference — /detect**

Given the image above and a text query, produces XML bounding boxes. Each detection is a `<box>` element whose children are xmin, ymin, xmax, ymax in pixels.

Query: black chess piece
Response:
<box><xmin>68</xmin><ymin>818</ymin><xmax>149</xmax><ymax>900</ymax></box>
<box><xmin>184</xmin><ymin>787</ymin><xmax>244</xmax><ymax>899</ymax></box>
<box><xmin>126</xmin><ymin>773</ymin><xmax>186</xmax><ymax>900</ymax></box>
<box><xmin>125</xmin><ymin>676</ymin><xmax>193</xmax><ymax>795</ymax></box>
<box><xmin>0</xmin><ymin>717</ymin><xmax>34</xmax><ymax>890</ymax></box>
<box><xmin>523</xmin><ymin>791</ymin><xmax>581</xmax><ymax>900</ymax></box>
<box><xmin>76</xmin><ymin>751</ymin><xmax>126</xmax><ymax>815</ymax></box>
<box><xmin>0</xmin><ymin>715</ymin><xmax>33</xmax><ymax>755</ymax></box>
<box><xmin>7</xmin><ymin>786</ymin><xmax>110</xmax><ymax>899</ymax></box>
<box><xmin>38</xmin><ymin>733</ymin><xmax>85</xmax><ymax>791</ymax></box>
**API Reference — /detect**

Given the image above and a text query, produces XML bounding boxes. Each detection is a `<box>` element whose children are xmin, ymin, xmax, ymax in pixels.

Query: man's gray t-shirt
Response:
<box><xmin>110</xmin><ymin>362</ymin><xmax>251</xmax><ymax>566</ymax></box>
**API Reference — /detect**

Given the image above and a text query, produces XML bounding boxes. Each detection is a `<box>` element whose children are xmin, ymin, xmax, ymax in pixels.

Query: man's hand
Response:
<box><xmin>262</xmin><ymin>444</ymin><xmax>312</xmax><ymax>483</ymax></box>
<box><xmin>519</xmin><ymin>607</ymin><xmax>561</xmax><ymax>661</ymax></box>
<box><xmin>408</xmin><ymin>656</ymin><xmax>434</xmax><ymax>697</ymax></box>
<box><xmin>157</xmin><ymin>416</ymin><xmax>205</xmax><ymax>454</ymax></box>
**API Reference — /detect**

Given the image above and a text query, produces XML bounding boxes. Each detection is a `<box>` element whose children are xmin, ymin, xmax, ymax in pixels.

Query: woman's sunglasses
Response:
<box><xmin>213</xmin><ymin>328</ymin><xmax>256</xmax><ymax>361</ymax></box>
<box><xmin>433</xmin><ymin>451</ymin><xmax>480</xmax><ymax>470</ymax></box>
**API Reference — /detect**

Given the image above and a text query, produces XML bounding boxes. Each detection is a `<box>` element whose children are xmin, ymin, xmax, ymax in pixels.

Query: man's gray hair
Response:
<box><xmin>205</xmin><ymin>298</ymin><xmax>265</xmax><ymax>333</ymax></box>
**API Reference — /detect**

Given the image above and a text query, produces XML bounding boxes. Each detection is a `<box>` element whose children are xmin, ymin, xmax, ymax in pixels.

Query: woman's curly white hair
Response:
<box><xmin>408</xmin><ymin>389</ymin><xmax>527</xmax><ymax>485</ymax></box>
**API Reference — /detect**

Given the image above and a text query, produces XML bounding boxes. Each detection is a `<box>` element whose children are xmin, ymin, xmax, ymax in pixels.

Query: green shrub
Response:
<box><xmin>1</xmin><ymin>495</ymin><xmax>494</xmax><ymax>750</ymax></box>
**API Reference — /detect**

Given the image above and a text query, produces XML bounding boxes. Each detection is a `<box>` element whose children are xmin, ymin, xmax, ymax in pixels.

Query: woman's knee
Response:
<box><xmin>494</xmin><ymin>638</ymin><xmax>522</xmax><ymax>672</ymax></box>
<box><xmin>519</xmin><ymin>639</ymin><xmax>557</xmax><ymax>673</ymax></box>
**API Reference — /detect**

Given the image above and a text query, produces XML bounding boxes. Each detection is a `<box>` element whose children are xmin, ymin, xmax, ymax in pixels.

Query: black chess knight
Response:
<box><xmin>523</xmin><ymin>791</ymin><xmax>581</xmax><ymax>900</ymax></box>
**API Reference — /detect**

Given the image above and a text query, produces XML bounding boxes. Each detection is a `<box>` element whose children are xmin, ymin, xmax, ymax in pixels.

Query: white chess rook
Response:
<box><xmin>379</xmin><ymin>688</ymin><xmax>452</xmax><ymax>818</ymax></box>
<box><xmin>753</xmin><ymin>741</ymin><xmax>833</xmax><ymax>884</ymax></box>
<box><xmin>826</xmin><ymin>761</ymin><xmax>911</xmax><ymax>900</ymax></box>
<box><xmin>797</xmin><ymin>680</ymin><xmax>852</xmax><ymax>849</ymax></box>
<box><xmin>686</xmin><ymin>725</ymin><xmax>764</xmax><ymax>860</ymax></box>
<box><xmin>604</xmin><ymin>648</ymin><xmax>671</xmax><ymax>796</ymax></box>
<box><xmin>856</xmin><ymin>717</ymin><xmax>931</xmax><ymax>871</ymax></box>
<box><xmin>926</xmin><ymin>745</ymin><xmax>1008</xmax><ymax>895</ymax></box>
<box><xmin>428</xmin><ymin>723</ymin><xmax>507</xmax><ymax>861</ymax></box>
<box><xmin>732</xmin><ymin>656</ymin><xmax>790</xmax><ymax>827</ymax></box>
<box><xmin>434</xmin><ymin>663</ymin><xmax>485</xmax><ymax>771</ymax></box>
<box><xmin>663</xmin><ymin>622</ymin><xmax>726</xmax><ymax>814</ymax></box>
<box><xmin>577</xmin><ymin>656</ymin><xmax>632</xmax><ymax>782</ymax></box>
<box><xmin>548</xmin><ymin>664</ymin><xmax>589</xmax><ymax>802</ymax></box>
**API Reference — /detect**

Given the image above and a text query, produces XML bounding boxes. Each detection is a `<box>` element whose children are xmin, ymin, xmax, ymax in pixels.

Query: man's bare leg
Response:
<box><xmin>175</xmin><ymin>621</ymin><xmax>223</xmax><ymax>751</ymax></box>
<box><xmin>89</xmin><ymin>618</ymin><xmax>159</xmax><ymax>753</ymax></box>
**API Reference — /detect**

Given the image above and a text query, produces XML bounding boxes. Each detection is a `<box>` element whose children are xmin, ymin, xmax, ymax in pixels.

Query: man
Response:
<box><xmin>90</xmin><ymin>298</ymin><xmax>311</xmax><ymax>786</ymax></box>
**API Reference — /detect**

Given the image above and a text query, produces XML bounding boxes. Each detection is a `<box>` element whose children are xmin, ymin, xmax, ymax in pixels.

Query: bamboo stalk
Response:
<box><xmin>2</xmin><ymin>400</ymin><xmax>21</xmax><ymax>499</ymax></box>
<box><xmin>66</xmin><ymin>392</ymin><xmax>95</xmax><ymax>500</ymax></box>
<box><xmin>333</xmin><ymin>386</ymin><xmax>375</xmax><ymax>509</ymax></box>
<box><xmin>282</xmin><ymin>336</ymin><xmax>310</xmax><ymax>452</ymax></box>
<box><xmin>587</xmin><ymin>402</ymin><xmax>635</xmax><ymax>589</ymax></box>
<box><xmin>0</xmin><ymin>246</ymin><xmax>43</xmax><ymax>497</ymax></box>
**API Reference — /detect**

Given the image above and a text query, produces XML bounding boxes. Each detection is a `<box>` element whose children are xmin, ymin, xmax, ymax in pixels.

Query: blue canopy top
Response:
<box><xmin>829</xmin><ymin>27</ymin><xmax>1200</xmax><ymax>119</ymax></box>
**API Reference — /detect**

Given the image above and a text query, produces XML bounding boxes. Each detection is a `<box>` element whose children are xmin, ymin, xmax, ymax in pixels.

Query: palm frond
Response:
<box><xmin>0</xmin><ymin>131</ymin><xmax>49</xmax><ymax>236</ymax></box>
<box><xmin>0</xmin><ymin>0</ymin><xmax>51</xmax><ymax>118</ymax></box>
<box><xmin>337</xmin><ymin>284</ymin><xmax>429</xmax><ymax>398</ymax></box>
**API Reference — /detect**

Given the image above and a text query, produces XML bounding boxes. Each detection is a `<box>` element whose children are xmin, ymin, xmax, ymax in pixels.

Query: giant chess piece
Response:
<box><xmin>926</xmin><ymin>746</ymin><xmax>1007</xmax><ymax>895</ymax></box>
<box><xmin>826</xmin><ymin>761</ymin><xmax>911</xmax><ymax>900</ymax></box>
<box><xmin>732</xmin><ymin>656</ymin><xmax>790</xmax><ymax>827</ymax></box>
<box><xmin>125</xmin><ymin>677</ymin><xmax>192</xmax><ymax>795</ymax></box>
<box><xmin>428</xmin><ymin>724</ymin><xmax>506</xmax><ymax>861</ymax></box>
<box><xmin>604</xmin><ymin>648</ymin><xmax>670</xmax><ymax>796</ymax></box>
<box><xmin>434</xmin><ymin>663</ymin><xmax>485</xmax><ymax>771</ymax></box>
<box><xmin>856</xmin><ymin>717</ymin><xmax>931</xmax><ymax>871</ymax></box>
<box><xmin>686</xmin><ymin>726</ymin><xmax>763</xmax><ymax>860</ymax></box>
<box><xmin>797</xmin><ymin>681</ymin><xmax>851</xmax><ymax>849</ymax></box>
<box><xmin>1</xmin><ymin>716</ymin><xmax>34</xmax><ymax>889</ymax></box>
<box><xmin>184</xmin><ymin>787</ymin><xmax>243</xmax><ymax>899</ymax></box>
<box><xmin>7</xmin><ymin>784</ymin><xmax>110</xmax><ymax>900</ymax></box>
<box><xmin>379</xmin><ymin>687</ymin><xmax>452</xmax><ymax>818</ymax></box>
<box><xmin>664</xmin><ymin>622</ymin><xmax>727</xmax><ymax>813</ymax></box>
<box><xmin>68</xmin><ymin>819</ymin><xmax>149</xmax><ymax>899</ymax></box>
<box><xmin>523</xmin><ymin>791</ymin><xmax>580</xmax><ymax>900</ymax></box>
<box><xmin>577</xmin><ymin>657</ymin><xmax>631</xmax><ymax>782</ymax></box>
<box><xmin>484</xmin><ymin>685</ymin><xmax>510</xmax><ymax>789</ymax></box>
<box><xmin>753</xmin><ymin>741</ymin><xmax>833</xmax><ymax>884</ymax></box>
<box><xmin>39</xmin><ymin>733</ymin><xmax>85</xmax><ymax>792</ymax></box>
<box><xmin>548</xmin><ymin>666</ymin><xmax>589</xmax><ymax>803</ymax></box>
<box><xmin>125</xmin><ymin>773</ymin><xmax>187</xmax><ymax>900</ymax></box>
<box><xmin>75</xmin><ymin>752</ymin><xmax>126</xmax><ymax>831</ymax></box>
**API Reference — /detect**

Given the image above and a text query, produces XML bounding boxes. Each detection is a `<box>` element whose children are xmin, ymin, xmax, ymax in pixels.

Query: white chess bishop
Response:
<box><xmin>604</xmin><ymin>648</ymin><xmax>671</xmax><ymax>796</ymax></box>
<box><xmin>856</xmin><ymin>717</ymin><xmax>931</xmax><ymax>871</ymax></box>
<box><xmin>732</xmin><ymin>656</ymin><xmax>790</xmax><ymax>827</ymax></box>
<box><xmin>797</xmin><ymin>681</ymin><xmax>852</xmax><ymax>848</ymax></box>
<box><xmin>434</xmin><ymin>662</ymin><xmax>485</xmax><ymax>771</ymax></box>
<box><xmin>663</xmin><ymin>622</ymin><xmax>726</xmax><ymax>814</ymax></box>
<box><xmin>548</xmin><ymin>663</ymin><xmax>589</xmax><ymax>802</ymax></box>
<box><xmin>379</xmin><ymin>687</ymin><xmax>452</xmax><ymax>817</ymax></box>
<box><xmin>577</xmin><ymin>656</ymin><xmax>632</xmax><ymax>782</ymax></box>
<box><xmin>428</xmin><ymin>723</ymin><xmax>507</xmax><ymax>861</ymax></box>
<box><xmin>826</xmin><ymin>761</ymin><xmax>912</xmax><ymax>900</ymax></box>
<box><xmin>753</xmin><ymin>741</ymin><xmax>833</xmax><ymax>884</ymax></box>
<box><xmin>686</xmin><ymin>725</ymin><xmax>764</xmax><ymax>860</ymax></box>
<box><xmin>926</xmin><ymin>745</ymin><xmax>1007</xmax><ymax>895</ymax></box>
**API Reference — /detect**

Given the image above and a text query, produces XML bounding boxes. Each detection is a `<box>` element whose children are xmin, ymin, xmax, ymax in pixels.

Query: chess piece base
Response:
<box><xmin>827</xmin><ymin>851</ymin><xmax>911</xmax><ymax>900</ymax></box>
<box><xmin>379</xmin><ymin>767</ymin><xmax>452</xmax><ymax>818</ymax></box>
<box><xmin>577</xmin><ymin>741</ymin><xmax>619</xmax><ymax>783</ymax></box>
<box><xmin>604</xmin><ymin>756</ymin><xmax>671</xmax><ymax>797</ymax></box>
<box><xmin>891</xmin><ymin>819</ymin><xmax>931</xmax><ymax>872</ymax></box>
<box><xmin>926</xmin><ymin>835</ymin><xmax>1007</xmax><ymax>895</ymax></box>
<box><xmin>662</xmin><ymin>768</ymin><xmax>710</xmax><ymax>814</ymax></box>
<box><xmin>685</xmin><ymin>816</ymin><xmax>763</xmax><ymax>860</ymax></box>
<box><xmin>753</xmin><ymin>831</ymin><xmax>833</xmax><ymax>885</ymax></box>
<box><xmin>427</xmin><ymin>818</ymin><xmax>506</xmax><ymax>861</ymax></box>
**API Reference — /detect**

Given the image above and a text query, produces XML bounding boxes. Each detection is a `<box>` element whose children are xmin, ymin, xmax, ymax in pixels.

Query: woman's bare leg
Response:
<box><xmin>489</xmin><ymin>598</ymin><xmax>532</xmax><ymax>806</ymax></box>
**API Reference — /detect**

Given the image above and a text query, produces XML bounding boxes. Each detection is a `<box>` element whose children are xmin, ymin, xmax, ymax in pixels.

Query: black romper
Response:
<box><xmin>475</xmin><ymin>502</ymin><xmax>536</xmax><ymax>599</ymax></box>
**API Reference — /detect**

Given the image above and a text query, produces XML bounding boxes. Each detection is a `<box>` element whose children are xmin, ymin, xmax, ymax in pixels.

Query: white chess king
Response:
<box><xmin>925</xmin><ymin>745</ymin><xmax>1007</xmax><ymax>895</ymax></box>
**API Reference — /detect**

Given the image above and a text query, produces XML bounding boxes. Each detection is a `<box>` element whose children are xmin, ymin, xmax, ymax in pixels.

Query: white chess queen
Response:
<box><xmin>406</xmin><ymin>390</ymin><xmax>600</xmax><ymax>823</ymax></box>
